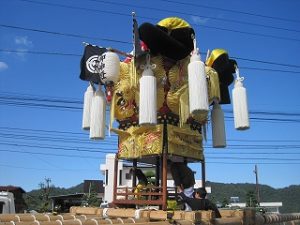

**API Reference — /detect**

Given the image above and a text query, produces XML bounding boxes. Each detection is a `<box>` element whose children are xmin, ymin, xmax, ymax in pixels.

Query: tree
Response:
<box><xmin>82</xmin><ymin>183</ymin><xmax>101</xmax><ymax>207</ymax></box>
<box><xmin>39</xmin><ymin>178</ymin><xmax>53</xmax><ymax>212</ymax></box>
<box><xmin>246</xmin><ymin>190</ymin><xmax>258</xmax><ymax>207</ymax></box>
<box><xmin>144</xmin><ymin>170</ymin><xmax>156</xmax><ymax>184</ymax></box>
<box><xmin>221</xmin><ymin>197</ymin><xmax>229</xmax><ymax>208</ymax></box>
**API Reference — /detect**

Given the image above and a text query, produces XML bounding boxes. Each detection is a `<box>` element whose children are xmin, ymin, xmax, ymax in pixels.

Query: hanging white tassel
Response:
<box><xmin>232</xmin><ymin>67</ymin><xmax>250</xmax><ymax>130</ymax></box>
<box><xmin>139</xmin><ymin>54</ymin><xmax>157</xmax><ymax>125</ymax></box>
<box><xmin>211</xmin><ymin>102</ymin><xmax>226</xmax><ymax>148</ymax></box>
<box><xmin>188</xmin><ymin>38</ymin><xmax>209</xmax><ymax>115</ymax></box>
<box><xmin>89</xmin><ymin>85</ymin><xmax>106</xmax><ymax>140</ymax></box>
<box><xmin>82</xmin><ymin>83</ymin><xmax>95</xmax><ymax>130</ymax></box>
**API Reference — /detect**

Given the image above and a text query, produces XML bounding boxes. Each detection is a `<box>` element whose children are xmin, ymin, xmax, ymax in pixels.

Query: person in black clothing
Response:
<box><xmin>178</xmin><ymin>187</ymin><xmax>222</xmax><ymax>218</ymax></box>
<box><xmin>130</xmin><ymin>168</ymin><xmax>148</xmax><ymax>185</ymax></box>
<box><xmin>169</xmin><ymin>161</ymin><xmax>195</xmax><ymax>211</ymax></box>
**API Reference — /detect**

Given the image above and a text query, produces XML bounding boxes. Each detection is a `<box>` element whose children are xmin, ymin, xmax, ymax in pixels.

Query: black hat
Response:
<box><xmin>138</xmin><ymin>17</ymin><xmax>195</xmax><ymax>61</ymax></box>
<box><xmin>206</xmin><ymin>49</ymin><xmax>237</xmax><ymax>104</ymax></box>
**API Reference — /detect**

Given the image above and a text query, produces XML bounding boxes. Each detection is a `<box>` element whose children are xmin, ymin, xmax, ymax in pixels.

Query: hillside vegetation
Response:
<box><xmin>207</xmin><ymin>181</ymin><xmax>300</xmax><ymax>213</ymax></box>
<box><xmin>24</xmin><ymin>182</ymin><xmax>300</xmax><ymax>213</ymax></box>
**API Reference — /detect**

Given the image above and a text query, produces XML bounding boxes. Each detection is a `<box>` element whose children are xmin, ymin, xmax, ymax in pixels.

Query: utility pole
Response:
<box><xmin>254</xmin><ymin>165</ymin><xmax>260</xmax><ymax>206</ymax></box>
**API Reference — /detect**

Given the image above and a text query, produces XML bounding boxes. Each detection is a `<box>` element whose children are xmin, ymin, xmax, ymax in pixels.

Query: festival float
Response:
<box><xmin>79</xmin><ymin>14</ymin><xmax>250</xmax><ymax>210</ymax></box>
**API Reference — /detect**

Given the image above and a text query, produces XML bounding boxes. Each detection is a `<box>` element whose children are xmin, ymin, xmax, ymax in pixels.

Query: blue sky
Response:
<box><xmin>1</xmin><ymin>0</ymin><xmax>300</xmax><ymax>192</ymax></box>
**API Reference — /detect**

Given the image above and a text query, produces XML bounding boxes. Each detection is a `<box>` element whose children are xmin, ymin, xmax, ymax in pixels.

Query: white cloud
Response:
<box><xmin>0</xmin><ymin>62</ymin><xmax>8</xmax><ymax>72</ymax></box>
<box><xmin>15</xmin><ymin>48</ymin><xmax>29</xmax><ymax>61</ymax></box>
<box><xmin>190</xmin><ymin>16</ymin><xmax>210</xmax><ymax>25</ymax></box>
<box><xmin>15</xmin><ymin>36</ymin><xmax>33</xmax><ymax>47</ymax></box>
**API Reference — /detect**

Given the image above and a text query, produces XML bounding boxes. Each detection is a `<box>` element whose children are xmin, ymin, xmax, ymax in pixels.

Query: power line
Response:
<box><xmin>0</xmin><ymin>133</ymin><xmax>117</xmax><ymax>146</ymax></box>
<box><xmin>205</xmin><ymin>152</ymin><xmax>300</xmax><ymax>155</ymax></box>
<box><xmin>207</xmin><ymin>156</ymin><xmax>300</xmax><ymax>161</ymax></box>
<box><xmin>2</xmin><ymin>22</ymin><xmax>300</xmax><ymax>69</ymax></box>
<box><xmin>155</xmin><ymin>0</ymin><xmax>300</xmax><ymax>23</ymax></box>
<box><xmin>232</xmin><ymin>56</ymin><xmax>300</xmax><ymax>69</ymax></box>
<box><xmin>1</xmin><ymin>95</ymin><xmax>300</xmax><ymax>124</ymax></box>
<box><xmin>206</xmin><ymin>161</ymin><xmax>300</xmax><ymax>165</ymax></box>
<box><xmin>2</xmin><ymin>133</ymin><xmax>300</xmax><ymax>151</ymax></box>
<box><xmin>0</xmin><ymin>142</ymin><xmax>115</xmax><ymax>153</ymax></box>
<box><xmin>13</xmin><ymin>0</ymin><xmax>300</xmax><ymax>43</ymax></box>
<box><xmin>0</xmin><ymin>162</ymin><xmax>100</xmax><ymax>171</ymax></box>
<box><xmin>1</xmin><ymin>48</ymin><xmax>300</xmax><ymax>74</ymax></box>
<box><xmin>1</xmin><ymin>92</ymin><xmax>300</xmax><ymax>118</ymax></box>
<box><xmin>0</xmin><ymin>149</ymin><xmax>102</xmax><ymax>159</ymax></box>
<box><xmin>2</xmin><ymin>148</ymin><xmax>300</xmax><ymax>162</ymax></box>
<box><xmin>0</xmin><ymin>49</ymin><xmax>81</xmax><ymax>57</ymax></box>
<box><xmin>240</xmin><ymin>67</ymin><xmax>300</xmax><ymax>75</ymax></box>
<box><xmin>1</xmin><ymin>126</ymin><xmax>299</xmax><ymax>143</ymax></box>
<box><xmin>89</xmin><ymin>0</ymin><xmax>300</xmax><ymax>33</ymax></box>
<box><xmin>0</xmin><ymin>24</ymin><xmax>131</xmax><ymax>44</ymax></box>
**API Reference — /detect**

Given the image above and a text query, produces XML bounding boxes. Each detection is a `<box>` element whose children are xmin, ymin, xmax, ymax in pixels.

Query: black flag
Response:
<box><xmin>79</xmin><ymin>44</ymin><xmax>107</xmax><ymax>83</ymax></box>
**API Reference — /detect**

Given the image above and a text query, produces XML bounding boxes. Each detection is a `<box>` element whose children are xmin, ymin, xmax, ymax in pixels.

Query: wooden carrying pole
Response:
<box><xmin>162</xmin><ymin>122</ymin><xmax>168</xmax><ymax>210</ymax></box>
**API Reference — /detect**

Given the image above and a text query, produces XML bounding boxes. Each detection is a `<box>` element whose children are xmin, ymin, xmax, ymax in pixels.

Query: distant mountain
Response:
<box><xmin>206</xmin><ymin>181</ymin><xmax>300</xmax><ymax>213</ymax></box>
<box><xmin>25</xmin><ymin>182</ymin><xmax>300</xmax><ymax>213</ymax></box>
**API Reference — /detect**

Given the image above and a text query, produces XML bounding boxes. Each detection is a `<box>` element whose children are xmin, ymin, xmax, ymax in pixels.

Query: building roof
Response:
<box><xmin>0</xmin><ymin>186</ymin><xmax>26</xmax><ymax>193</ymax></box>
<box><xmin>49</xmin><ymin>193</ymin><xmax>85</xmax><ymax>200</ymax></box>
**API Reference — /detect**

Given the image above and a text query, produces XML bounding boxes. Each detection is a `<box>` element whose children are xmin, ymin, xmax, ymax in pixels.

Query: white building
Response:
<box><xmin>229</xmin><ymin>202</ymin><xmax>283</xmax><ymax>213</ymax></box>
<box><xmin>100</xmin><ymin>154</ymin><xmax>210</xmax><ymax>204</ymax></box>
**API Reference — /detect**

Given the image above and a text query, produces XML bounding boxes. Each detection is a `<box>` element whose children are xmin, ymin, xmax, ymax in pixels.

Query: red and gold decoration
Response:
<box><xmin>79</xmin><ymin>16</ymin><xmax>250</xmax><ymax>160</ymax></box>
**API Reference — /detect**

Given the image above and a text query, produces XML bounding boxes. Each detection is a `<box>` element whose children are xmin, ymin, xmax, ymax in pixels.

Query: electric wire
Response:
<box><xmin>1</xmin><ymin>48</ymin><xmax>300</xmax><ymax>74</ymax></box>
<box><xmin>88</xmin><ymin>0</ymin><xmax>300</xmax><ymax>33</ymax></box>
<box><xmin>13</xmin><ymin>0</ymin><xmax>300</xmax><ymax>43</ymax></box>
<box><xmin>1</xmin><ymin>126</ymin><xmax>299</xmax><ymax>143</ymax></box>
<box><xmin>155</xmin><ymin>0</ymin><xmax>300</xmax><ymax>24</ymax></box>
<box><xmin>1</xmin><ymin>22</ymin><xmax>300</xmax><ymax>69</ymax></box>
<box><xmin>0</xmin><ymin>163</ymin><xmax>100</xmax><ymax>171</ymax></box>
<box><xmin>3</xmin><ymin>92</ymin><xmax>300</xmax><ymax>117</ymax></box>
<box><xmin>0</xmin><ymin>24</ymin><xmax>130</xmax><ymax>44</ymax></box>
<box><xmin>1</xmin><ymin>93</ymin><xmax>300</xmax><ymax>124</ymax></box>
<box><xmin>1</xmin><ymin>147</ymin><xmax>300</xmax><ymax>162</ymax></box>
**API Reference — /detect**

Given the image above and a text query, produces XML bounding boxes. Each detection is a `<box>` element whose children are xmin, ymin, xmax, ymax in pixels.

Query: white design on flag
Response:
<box><xmin>86</xmin><ymin>55</ymin><xmax>100</xmax><ymax>73</ymax></box>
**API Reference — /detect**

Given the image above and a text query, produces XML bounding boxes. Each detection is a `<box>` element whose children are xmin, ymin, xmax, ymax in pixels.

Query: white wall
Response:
<box><xmin>100</xmin><ymin>154</ymin><xmax>211</xmax><ymax>203</ymax></box>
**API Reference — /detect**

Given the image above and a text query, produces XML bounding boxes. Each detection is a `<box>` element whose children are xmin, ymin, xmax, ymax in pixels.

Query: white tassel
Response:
<box><xmin>90</xmin><ymin>85</ymin><xmax>106</xmax><ymax>140</ymax></box>
<box><xmin>232</xmin><ymin>67</ymin><xmax>250</xmax><ymax>130</ymax></box>
<box><xmin>211</xmin><ymin>102</ymin><xmax>226</xmax><ymax>148</ymax></box>
<box><xmin>82</xmin><ymin>83</ymin><xmax>95</xmax><ymax>130</ymax></box>
<box><xmin>188</xmin><ymin>39</ymin><xmax>209</xmax><ymax>115</ymax></box>
<box><xmin>139</xmin><ymin>55</ymin><xmax>157</xmax><ymax>125</ymax></box>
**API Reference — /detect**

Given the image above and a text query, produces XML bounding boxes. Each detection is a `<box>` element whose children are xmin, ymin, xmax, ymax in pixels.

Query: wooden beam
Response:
<box><xmin>113</xmin><ymin>154</ymin><xmax>118</xmax><ymax>203</ymax></box>
<box><xmin>201</xmin><ymin>157</ymin><xmax>206</xmax><ymax>188</ymax></box>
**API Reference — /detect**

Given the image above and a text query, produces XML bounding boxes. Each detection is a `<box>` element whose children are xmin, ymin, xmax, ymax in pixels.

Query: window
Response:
<box><xmin>105</xmin><ymin>170</ymin><xmax>108</xmax><ymax>185</ymax></box>
<box><xmin>119</xmin><ymin>170</ymin><xmax>122</xmax><ymax>185</ymax></box>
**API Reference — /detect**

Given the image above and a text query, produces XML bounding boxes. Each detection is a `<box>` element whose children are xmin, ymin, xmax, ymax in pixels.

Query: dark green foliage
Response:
<box><xmin>82</xmin><ymin>183</ymin><xmax>101</xmax><ymax>207</ymax></box>
<box><xmin>24</xmin><ymin>181</ymin><xmax>300</xmax><ymax>213</ymax></box>
<box><xmin>246</xmin><ymin>190</ymin><xmax>258</xmax><ymax>207</ymax></box>
<box><xmin>206</xmin><ymin>181</ymin><xmax>300</xmax><ymax>213</ymax></box>
<box><xmin>24</xmin><ymin>182</ymin><xmax>84</xmax><ymax>212</ymax></box>
<box><xmin>144</xmin><ymin>170</ymin><xmax>156</xmax><ymax>184</ymax></box>
<box><xmin>221</xmin><ymin>197</ymin><xmax>229</xmax><ymax>208</ymax></box>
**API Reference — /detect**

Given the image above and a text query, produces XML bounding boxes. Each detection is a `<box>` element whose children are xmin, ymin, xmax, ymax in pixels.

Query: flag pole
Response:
<box><xmin>131</xmin><ymin>11</ymin><xmax>138</xmax><ymax>87</ymax></box>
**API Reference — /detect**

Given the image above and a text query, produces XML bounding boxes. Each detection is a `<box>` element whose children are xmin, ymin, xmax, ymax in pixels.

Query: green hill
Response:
<box><xmin>206</xmin><ymin>181</ymin><xmax>300</xmax><ymax>213</ymax></box>
<box><xmin>24</xmin><ymin>182</ymin><xmax>300</xmax><ymax>213</ymax></box>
